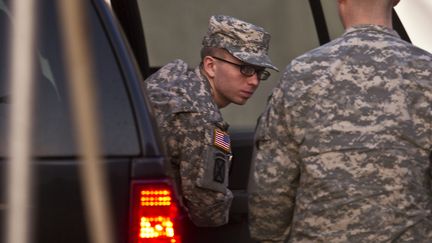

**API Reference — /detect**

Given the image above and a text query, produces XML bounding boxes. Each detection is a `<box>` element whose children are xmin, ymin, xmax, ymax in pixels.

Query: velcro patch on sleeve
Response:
<box><xmin>213</xmin><ymin>154</ymin><xmax>226</xmax><ymax>183</ymax></box>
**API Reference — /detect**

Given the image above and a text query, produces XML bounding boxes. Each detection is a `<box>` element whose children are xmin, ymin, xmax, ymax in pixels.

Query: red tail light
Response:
<box><xmin>130</xmin><ymin>181</ymin><xmax>181</xmax><ymax>243</ymax></box>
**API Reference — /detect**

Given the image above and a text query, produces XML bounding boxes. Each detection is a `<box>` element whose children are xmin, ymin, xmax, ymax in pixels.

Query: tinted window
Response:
<box><xmin>0</xmin><ymin>0</ymin><xmax>140</xmax><ymax>156</ymax></box>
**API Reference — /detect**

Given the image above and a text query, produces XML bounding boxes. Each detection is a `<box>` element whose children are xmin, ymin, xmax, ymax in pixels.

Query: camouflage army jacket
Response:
<box><xmin>144</xmin><ymin>59</ymin><xmax>233</xmax><ymax>227</ymax></box>
<box><xmin>249</xmin><ymin>25</ymin><xmax>432</xmax><ymax>242</ymax></box>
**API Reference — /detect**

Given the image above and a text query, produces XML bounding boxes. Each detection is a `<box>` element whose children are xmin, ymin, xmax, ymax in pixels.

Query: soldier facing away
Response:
<box><xmin>249</xmin><ymin>0</ymin><xmax>432</xmax><ymax>242</ymax></box>
<box><xmin>144</xmin><ymin>15</ymin><xmax>277</xmax><ymax>227</ymax></box>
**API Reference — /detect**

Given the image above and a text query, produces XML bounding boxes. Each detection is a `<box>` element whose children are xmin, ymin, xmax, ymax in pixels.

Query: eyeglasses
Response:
<box><xmin>211</xmin><ymin>56</ymin><xmax>271</xmax><ymax>81</ymax></box>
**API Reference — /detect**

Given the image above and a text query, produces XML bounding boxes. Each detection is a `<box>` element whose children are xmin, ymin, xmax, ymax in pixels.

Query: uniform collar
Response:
<box><xmin>194</xmin><ymin>65</ymin><xmax>230</xmax><ymax>130</ymax></box>
<box><xmin>343</xmin><ymin>24</ymin><xmax>400</xmax><ymax>38</ymax></box>
<box><xmin>195</xmin><ymin>65</ymin><xmax>215</xmax><ymax>97</ymax></box>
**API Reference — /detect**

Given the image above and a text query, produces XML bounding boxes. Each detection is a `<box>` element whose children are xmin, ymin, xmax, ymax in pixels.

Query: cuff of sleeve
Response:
<box><xmin>186</xmin><ymin>192</ymin><xmax>233</xmax><ymax>227</ymax></box>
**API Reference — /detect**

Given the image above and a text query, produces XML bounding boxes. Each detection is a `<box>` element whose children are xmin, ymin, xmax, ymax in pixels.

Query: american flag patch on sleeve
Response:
<box><xmin>213</xmin><ymin>129</ymin><xmax>231</xmax><ymax>153</ymax></box>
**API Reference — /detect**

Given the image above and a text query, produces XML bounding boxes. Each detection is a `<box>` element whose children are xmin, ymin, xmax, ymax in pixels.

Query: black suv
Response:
<box><xmin>0</xmin><ymin>0</ymin><xmax>181</xmax><ymax>242</ymax></box>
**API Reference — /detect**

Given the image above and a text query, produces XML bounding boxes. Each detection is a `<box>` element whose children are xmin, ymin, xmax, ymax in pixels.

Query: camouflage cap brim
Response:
<box><xmin>231</xmin><ymin>51</ymin><xmax>279</xmax><ymax>71</ymax></box>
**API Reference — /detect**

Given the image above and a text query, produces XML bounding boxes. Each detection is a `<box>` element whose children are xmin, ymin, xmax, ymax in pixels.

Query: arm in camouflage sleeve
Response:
<box><xmin>249</xmin><ymin>84</ymin><xmax>301</xmax><ymax>242</ymax></box>
<box><xmin>164</xmin><ymin>111</ymin><xmax>233</xmax><ymax>227</ymax></box>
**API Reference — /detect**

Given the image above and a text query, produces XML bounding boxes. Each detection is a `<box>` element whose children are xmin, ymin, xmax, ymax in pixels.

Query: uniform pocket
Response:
<box><xmin>196</xmin><ymin>128</ymin><xmax>232</xmax><ymax>193</ymax></box>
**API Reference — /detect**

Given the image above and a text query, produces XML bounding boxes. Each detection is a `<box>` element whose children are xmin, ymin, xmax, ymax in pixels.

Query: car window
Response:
<box><xmin>0</xmin><ymin>0</ymin><xmax>140</xmax><ymax>157</ymax></box>
<box><xmin>137</xmin><ymin>0</ymin><xmax>344</xmax><ymax>130</ymax></box>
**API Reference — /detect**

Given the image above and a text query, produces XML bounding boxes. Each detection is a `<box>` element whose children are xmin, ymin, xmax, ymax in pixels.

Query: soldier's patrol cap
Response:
<box><xmin>202</xmin><ymin>15</ymin><xmax>279</xmax><ymax>71</ymax></box>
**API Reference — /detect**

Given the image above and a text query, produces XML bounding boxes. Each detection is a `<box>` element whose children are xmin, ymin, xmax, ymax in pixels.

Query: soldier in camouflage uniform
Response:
<box><xmin>144</xmin><ymin>15</ymin><xmax>277</xmax><ymax>227</ymax></box>
<box><xmin>249</xmin><ymin>0</ymin><xmax>432</xmax><ymax>242</ymax></box>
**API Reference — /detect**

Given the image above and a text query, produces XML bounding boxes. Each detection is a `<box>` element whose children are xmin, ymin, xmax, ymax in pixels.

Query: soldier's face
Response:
<box><xmin>212</xmin><ymin>54</ymin><xmax>260</xmax><ymax>107</ymax></box>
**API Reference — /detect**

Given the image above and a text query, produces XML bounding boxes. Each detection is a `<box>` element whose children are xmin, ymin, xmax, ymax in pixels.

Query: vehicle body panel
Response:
<box><xmin>1</xmin><ymin>0</ymin><xmax>176</xmax><ymax>242</ymax></box>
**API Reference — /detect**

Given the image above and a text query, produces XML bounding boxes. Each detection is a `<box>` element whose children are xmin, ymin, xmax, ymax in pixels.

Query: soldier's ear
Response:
<box><xmin>202</xmin><ymin>56</ymin><xmax>216</xmax><ymax>78</ymax></box>
<box><xmin>337</xmin><ymin>0</ymin><xmax>346</xmax><ymax>5</ymax></box>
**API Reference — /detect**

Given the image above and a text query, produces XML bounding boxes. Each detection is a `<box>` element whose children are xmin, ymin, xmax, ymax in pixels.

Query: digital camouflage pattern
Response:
<box><xmin>249</xmin><ymin>25</ymin><xmax>432</xmax><ymax>242</ymax></box>
<box><xmin>144</xmin><ymin>59</ymin><xmax>233</xmax><ymax>227</ymax></box>
<box><xmin>202</xmin><ymin>15</ymin><xmax>278</xmax><ymax>71</ymax></box>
